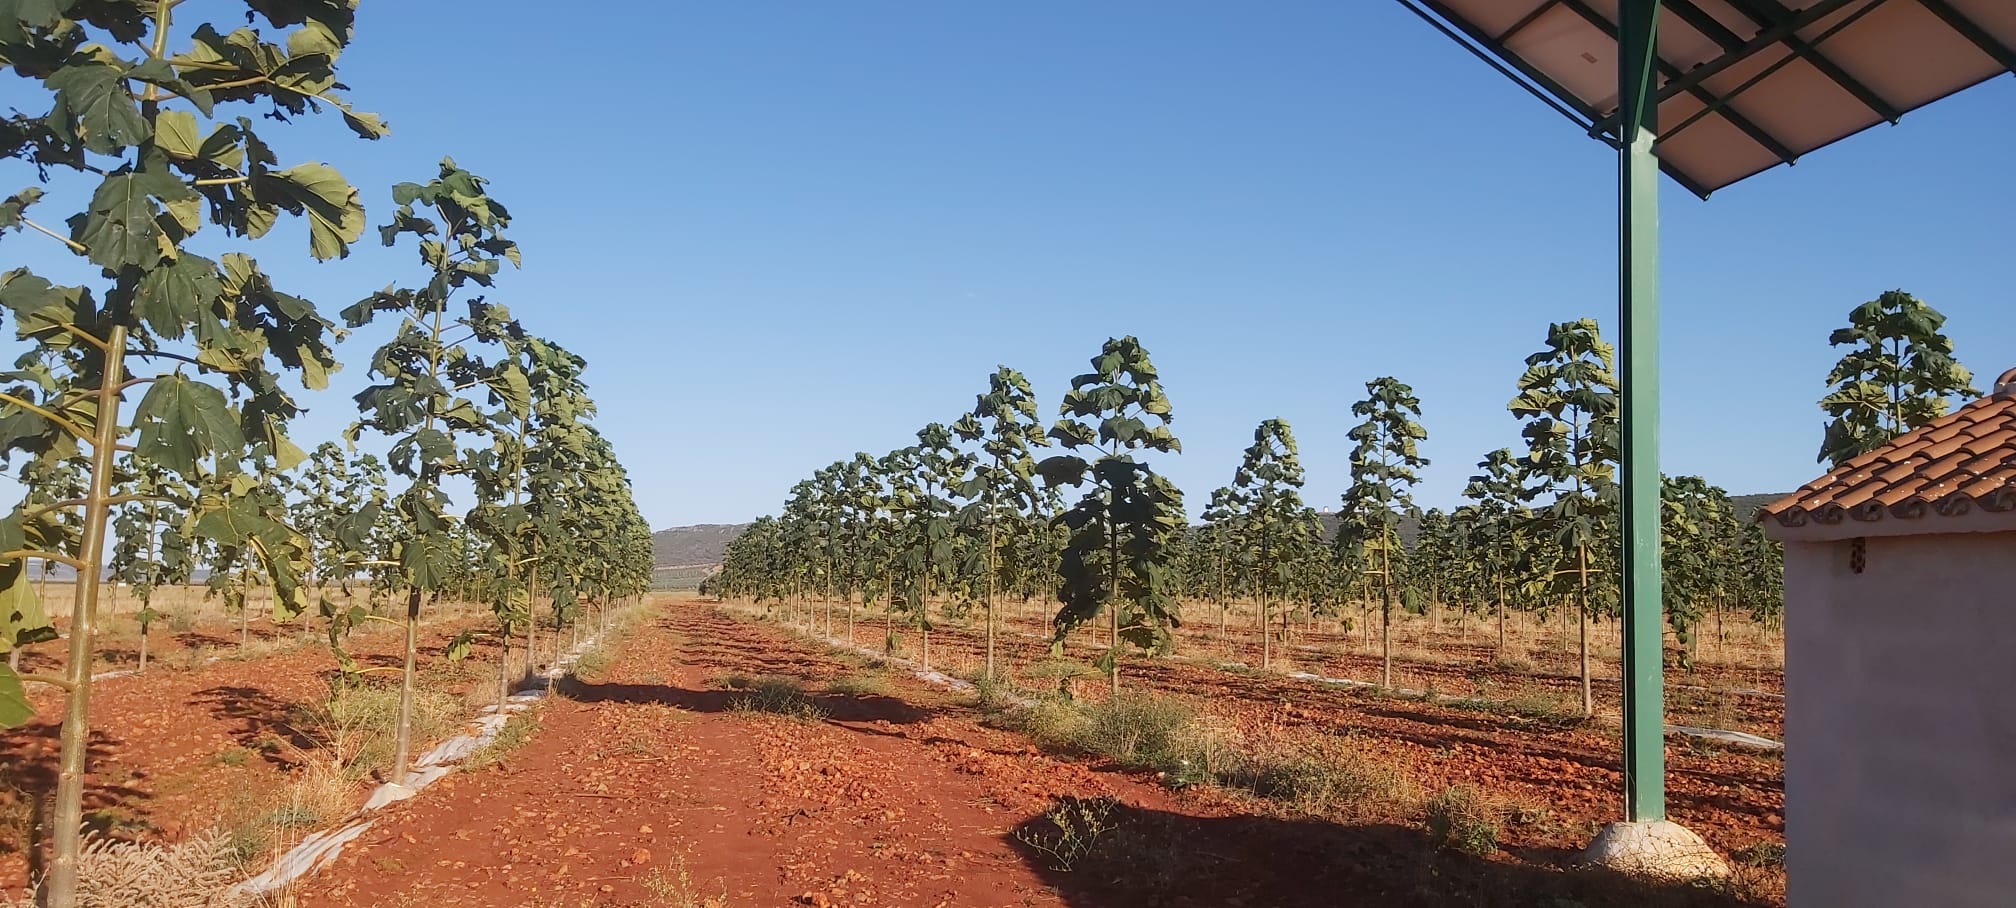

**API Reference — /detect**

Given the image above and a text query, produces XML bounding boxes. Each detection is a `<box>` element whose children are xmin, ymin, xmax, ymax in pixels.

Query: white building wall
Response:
<box><xmin>1786</xmin><ymin>531</ymin><xmax>2016</xmax><ymax>908</ymax></box>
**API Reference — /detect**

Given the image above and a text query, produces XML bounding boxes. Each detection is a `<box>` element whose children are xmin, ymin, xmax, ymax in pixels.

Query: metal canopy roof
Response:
<box><xmin>1403</xmin><ymin>0</ymin><xmax>2016</xmax><ymax>196</ymax></box>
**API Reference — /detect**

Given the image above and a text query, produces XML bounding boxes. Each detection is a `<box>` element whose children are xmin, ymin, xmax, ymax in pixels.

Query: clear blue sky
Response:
<box><xmin>9</xmin><ymin>2</ymin><xmax>2014</xmax><ymax>529</ymax></box>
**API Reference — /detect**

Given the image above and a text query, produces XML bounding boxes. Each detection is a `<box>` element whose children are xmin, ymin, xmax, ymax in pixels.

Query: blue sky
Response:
<box><xmin>7</xmin><ymin>2</ymin><xmax>2013</xmax><ymax>528</ymax></box>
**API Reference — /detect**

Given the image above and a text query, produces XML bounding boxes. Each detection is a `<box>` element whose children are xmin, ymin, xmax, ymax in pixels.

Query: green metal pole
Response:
<box><xmin>1618</xmin><ymin>0</ymin><xmax>1665</xmax><ymax>823</ymax></box>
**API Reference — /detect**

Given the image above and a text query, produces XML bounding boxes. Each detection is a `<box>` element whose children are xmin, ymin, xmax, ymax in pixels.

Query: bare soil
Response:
<box><xmin>0</xmin><ymin>601</ymin><xmax>512</xmax><ymax>891</ymax></box>
<box><xmin>296</xmin><ymin>601</ymin><xmax>1782</xmax><ymax>907</ymax></box>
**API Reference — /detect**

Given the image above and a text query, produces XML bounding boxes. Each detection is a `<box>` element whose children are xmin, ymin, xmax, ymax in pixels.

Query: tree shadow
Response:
<box><xmin>1006</xmin><ymin>800</ymin><xmax>1771</xmax><ymax>908</ymax></box>
<box><xmin>0</xmin><ymin>720</ymin><xmax>150</xmax><ymax>885</ymax></box>
<box><xmin>188</xmin><ymin>685</ymin><xmax>321</xmax><ymax>768</ymax></box>
<box><xmin>555</xmin><ymin>678</ymin><xmax>938</xmax><ymax>728</ymax></box>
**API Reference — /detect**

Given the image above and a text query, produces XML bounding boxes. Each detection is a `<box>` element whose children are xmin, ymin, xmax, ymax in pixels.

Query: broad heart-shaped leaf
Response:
<box><xmin>0</xmin><ymin>664</ymin><xmax>28</xmax><ymax>729</ymax></box>
<box><xmin>45</xmin><ymin>55</ymin><xmax>149</xmax><ymax>155</ymax></box>
<box><xmin>133</xmin><ymin>254</ymin><xmax>223</xmax><ymax>340</ymax></box>
<box><xmin>135</xmin><ymin>375</ymin><xmax>246</xmax><ymax>475</ymax></box>
<box><xmin>73</xmin><ymin>171</ymin><xmax>166</xmax><ymax>271</ymax></box>
<box><xmin>153</xmin><ymin>109</ymin><xmax>203</xmax><ymax>160</ymax></box>
<box><xmin>257</xmin><ymin>163</ymin><xmax>364</xmax><ymax>261</ymax></box>
<box><xmin>0</xmin><ymin>570</ymin><xmax>55</xmax><ymax>652</ymax></box>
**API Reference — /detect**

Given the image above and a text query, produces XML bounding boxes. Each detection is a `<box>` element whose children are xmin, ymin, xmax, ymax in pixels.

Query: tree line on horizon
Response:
<box><xmin>711</xmin><ymin>290</ymin><xmax>1978</xmax><ymax>716</ymax></box>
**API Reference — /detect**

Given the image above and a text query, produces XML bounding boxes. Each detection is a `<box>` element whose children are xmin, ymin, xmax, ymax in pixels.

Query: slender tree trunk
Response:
<box><xmin>1495</xmin><ymin>576</ymin><xmax>1506</xmax><ymax>654</ymax></box>
<box><xmin>46</xmin><ymin>324</ymin><xmax>128</xmax><ymax>908</ymax></box>
<box><xmin>985</xmin><ymin>517</ymin><xmax>997</xmax><ymax>681</ymax></box>
<box><xmin>239</xmin><ymin>553</ymin><xmax>252</xmax><ymax>656</ymax></box>
<box><xmin>392</xmin><ymin>587</ymin><xmax>422</xmax><ymax>785</ymax></box>
<box><xmin>1380</xmin><ymin>535</ymin><xmax>1393</xmax><ymax>690</ymax></box>
<box><xmin>1577</xmin><ymin>545</ymin><xmax>1592</xmax><ymax>718</ymax></box>
<box><xmin>1260</xmin><ymin>596</ymin><xmax>1271</xmax><ymax>671</ymax></box>
<box><xmin>1108</xmin><ymin>510</ymin><xmax>1121</xmax><ymax>696</ymax></box>
<box><xmin>1216</xmin><ymin>557</ymin><xmax>1227</xmax><ymax>641</ymax></box>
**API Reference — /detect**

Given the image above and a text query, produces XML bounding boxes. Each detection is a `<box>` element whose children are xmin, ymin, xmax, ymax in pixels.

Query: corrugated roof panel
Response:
<box><xmin>1947</xmin><ymin>0</ymin><xmax>2016</xmax><ymax>47</ymax></box>
<box><xmin>1503</xmin><ymin>6</ymin><xmax>1621</xmax><ymax>113</ymax></box>
<box><xmin>1649</xmin><ymin>93</ymin><xmax>1776</xmax><ymax>189</ymax></box>
<box><xmin>1812</xmin><ymin>2</ymin><xmax>2002</xmax><ymax>109</ymax></box>
<box><xmin>1433</xmin><ymin>0</ymin><xmax>1551</xmax><ymax>39</ymax></box>
<box><xmin>1407</xmin><ymin>0</ymin><xmax>2016</xmax><ymax>195</ymax></box>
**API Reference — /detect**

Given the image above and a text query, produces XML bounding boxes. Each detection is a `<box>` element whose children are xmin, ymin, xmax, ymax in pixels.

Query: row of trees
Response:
<box><xmin>0</xmin><ymin>5</ymin><xmax>653</xmax><ymax>906</ymax></box>
<box><xmin>711</xmin><ymin>325</ymin><xmax>1784</xmax><ymax>715</ymax></box>
<box><xmin>718</xmin><ymin>288</ymin><xmax>1978</xmax><ymax>718</ymax></box>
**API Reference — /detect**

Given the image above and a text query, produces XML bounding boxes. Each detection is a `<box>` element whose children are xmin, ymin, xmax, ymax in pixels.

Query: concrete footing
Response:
<box><xmin>1582</xmin><ymin>820</ymin><xmax>1731</xmax><ymax>880</ymax></box>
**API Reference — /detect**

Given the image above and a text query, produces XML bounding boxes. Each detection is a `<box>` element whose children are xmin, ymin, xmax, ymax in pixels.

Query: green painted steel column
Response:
<box><xmin>1618</xmin><ymin>0</ymin><xmax>1666</xmax><ymax>823</ymax></box>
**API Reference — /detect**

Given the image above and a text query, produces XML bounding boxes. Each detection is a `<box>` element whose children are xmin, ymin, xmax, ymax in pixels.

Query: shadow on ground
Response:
<box><xmin>557</xmin><ymin>677</ymin><xmax>938</xmax><ymax>727</ymax></box>
<box><xmin>1007</xmin><ymin>799</ymin><xmax>1770</xmax><ymax>908</ymax></box>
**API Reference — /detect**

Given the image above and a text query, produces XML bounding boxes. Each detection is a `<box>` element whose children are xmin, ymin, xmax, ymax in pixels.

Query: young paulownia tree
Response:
<box><xmin>1038</xmin><ymin>337</ymin><xmax>1185</xmax><ymax>695</ymax></box>
<box><xmin>0</xmin><ymin>3</ymin><xmax>374</xmax><ymax>901</ymax></box>
<box><xmin>1223</xmin><ymin>419</ymin><xmax>1319</xmax><ymax>671</ymax></box>
<box><xmin>344</xmin><ymin>160</ymin><xmax>525</xmax><ymax>785</ymax></box>
<box><xmin>1509</xmin><ymin>318</ymin><xmax>1619</xmax><ymax>719</ymax></box>
<box><xmin>953</xmin><ymin>366</ymin><xmax>1049</xmax><ymax>680</ymax></box>
<box><xmin>1817</xmin><ymin>290</ymin><xmax>1976</xmax><ymax>468</ymax></box>
<box><xmin>1340</xmin><ymin>377</ymin><xmax>1427</xmax><ymax>689</ymax></box>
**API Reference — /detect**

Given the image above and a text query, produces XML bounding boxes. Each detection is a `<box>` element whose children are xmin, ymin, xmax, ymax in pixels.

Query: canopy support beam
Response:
<box><xmin>1618</xmin><ymin>0</ymin><xmax>1665</xmax><ymax>825</ymax></box>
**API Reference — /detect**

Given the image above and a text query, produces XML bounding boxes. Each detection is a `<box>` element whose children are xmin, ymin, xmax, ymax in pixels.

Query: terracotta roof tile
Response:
<box><xmin>1762</xmin><ymin>373</ymin><xmax>2016</xmax><ymax>528</ymax></box>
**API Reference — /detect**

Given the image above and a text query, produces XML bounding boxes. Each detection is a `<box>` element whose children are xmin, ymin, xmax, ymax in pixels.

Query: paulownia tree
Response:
<box><xmin>0</xmin><ymin>4</ymin><xmax>373</xmax><ymax>900</ymax></box>
<box><xmin>1340</xmin><ymin>376</ymin><xmax>1427</xmax><ymax>689</ymax></box>
<box><xmin>952</xmin><ymin>366</ymin><xmax>1048</xmax><ymax>680</ymax></box>
<box><xmin>1223</xmin><ymin>419</ymin><xmax>1318</xmax><ymax>671</ymax></box>
<box><xmin>106</xmin><ymin>456</ymin><xmax>194</xmax><ymax>674</ymax></box>
<box><xmin>894</xmin><ymin>423</ymin><xmax>969</xmax><ymax>669</ymax></box>
<box><xmin>1818</xmin><ymin>290</ymin><xmax>1976</xmax><ymax>467</ymax></box>
<box><xmin>344</xmin><ymin>160</ymin><xmax>525</xmax><ymax>785</ymax></box>
<box><xmin>1038</xmin><ymin>336</ymin><xmax>1185</xmax><ymax>694</ymax></box>
<box><xmin>1460</xmin><ymin>448</ymin><xmax>1528</xmax><ymax>653</ymax></box>
<box><xmin>1509</xmin><ymin>318</ymin><xmax>1619</xmax><ymax>718</ymax></box>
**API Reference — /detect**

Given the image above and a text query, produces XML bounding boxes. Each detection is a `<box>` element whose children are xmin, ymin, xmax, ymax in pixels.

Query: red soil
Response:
<box><xmin>0</xmin><ymin>609</ymin><xmax>507</xmax><ymax>891</ymax></box>
<box><xmin>296</xmin><ymin>602</ymin><xmax>1781</xmax><ymax>908</ymax></box>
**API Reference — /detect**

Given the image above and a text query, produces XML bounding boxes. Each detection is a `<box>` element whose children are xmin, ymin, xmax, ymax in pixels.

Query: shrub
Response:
<box><xmin>72</xmin><ymin>829</ymin><xmax>252</xmax><ymax>908</ymax></box>
<box><xmin>727</xmin><ymin>677</ymin><xmax>826</xmax><ymax>721</ymax></box>
<box><xmin>824</xmin><ymin>673</ymin><xmax>892</xmax><ymax>698</ymax></box>
<box><xmin>1075</xmin><ymin>694</ymin><xmax>1197</xmax><ymax>772</ymax></box>
<box><xmin>1228</xmin><ymin>745</ymin><xmax>1410</xmax><ymax>816</ymax></box>
<box><xmin>298</xmin><ymin>681</ymin><xmax>461</xmax><ymax>780</ymax></box>
<box><xmin>1424</xmin><ymin>785</ymin><xmax>1500</xmax><ymax>856</ymax></box>
<box><xmin>1013</xmin><ymin>796</ymin><xmax>1117</xmax><ymax>872</ymax></box>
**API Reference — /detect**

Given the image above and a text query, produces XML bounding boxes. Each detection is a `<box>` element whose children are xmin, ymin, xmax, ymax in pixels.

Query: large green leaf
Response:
<box><xmin>259</xmin><ymin>163</ymin><xmax>363</xmax><ymax>261</ymax></box>
<box><xmin>133</xmin><ymin>254</ymin><xmax>222</xmax><ymax>339</ymax></box>
<box><xmin>134</xmin><ymin>375</ymin><xmax>245</xmax><ymax>475</ymax></box>
<box><xmin>0</xmin><ymin>664</ymin><xmax>29</xmax><ymax>729</ymax></box>
<box><xmin>0</xmin><ymin>572</ymin><xmax>54</xmax><ymax>653</ymax></box>
<box><xmin>45</xmin><ymin>55</ymin><xmax>148</xmax><ymax>155</ymax></box>
<box><xmin>153</xmin><ymin>109</ymin><xmax>203</xmax><ymax>160</ymax></box>
<box><xmin>73</xmin><ymin>172</ymin><xmax>164</xmax><ymax>270</ymax></box>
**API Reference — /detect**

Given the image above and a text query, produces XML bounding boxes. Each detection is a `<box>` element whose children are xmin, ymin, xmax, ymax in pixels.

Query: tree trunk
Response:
<box><xmin>985</xmin><ymin>518</ymin><xmax>997</xmax><ymax>681</ymax></box>
<box><xmin>46</xmin><ymin>324</ymin><xmax>128</xmax><ymax>908</ymax></box>
<box><xmin>1380</xmin><ymin>537</ymin><xmax>1394</xmax><ymax>690</ymax></box>
<box><xmin>392</xmin><ymin>586</ymin><xmax>422</xmax><ymax>785</ymax></box>
<box><xmin>1260</xmin><ymin>596</ymin><xmax>1271</xmax><ymax>671</ymax></box>
<box><xmin>1495</xmin><ymin>576</ymin><xmax>1506</xmax><ymax>654</ymax></box>
<box><xmin>1577</xmin><ymin>544</ymin><xmax>1593</xmax><ymax>718</ymax></box>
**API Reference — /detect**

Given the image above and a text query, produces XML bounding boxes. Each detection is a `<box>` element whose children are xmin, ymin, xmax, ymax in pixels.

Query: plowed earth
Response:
<box><xmin>298</xmin><ymin>603</ymin><xmax>1781</xmax><ymax>908</ymax></box>
<box><xmin>0</xmin><ymin>608</ymin><xmax>506</xmax><ymax>890</ymax></box>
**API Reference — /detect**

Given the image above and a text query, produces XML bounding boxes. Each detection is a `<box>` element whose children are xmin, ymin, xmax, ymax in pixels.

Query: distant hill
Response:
<box><xmin>652</xmin><ymin>523</ymin><xmax>748</xmax><ymax>569</ymax></box>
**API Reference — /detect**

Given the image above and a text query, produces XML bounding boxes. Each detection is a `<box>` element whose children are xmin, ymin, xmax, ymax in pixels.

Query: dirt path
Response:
<box><xmin>299</xmin><ymin>602</ymin><xmax>1777</xmax><ymax>908</ymax></box>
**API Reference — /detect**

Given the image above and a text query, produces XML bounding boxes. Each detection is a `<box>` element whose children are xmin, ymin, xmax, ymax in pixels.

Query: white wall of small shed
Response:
<box><xmin>1785</xmin><ymin>530</ymin><xmax>2016</xmax><ymax>908</ymax></box>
